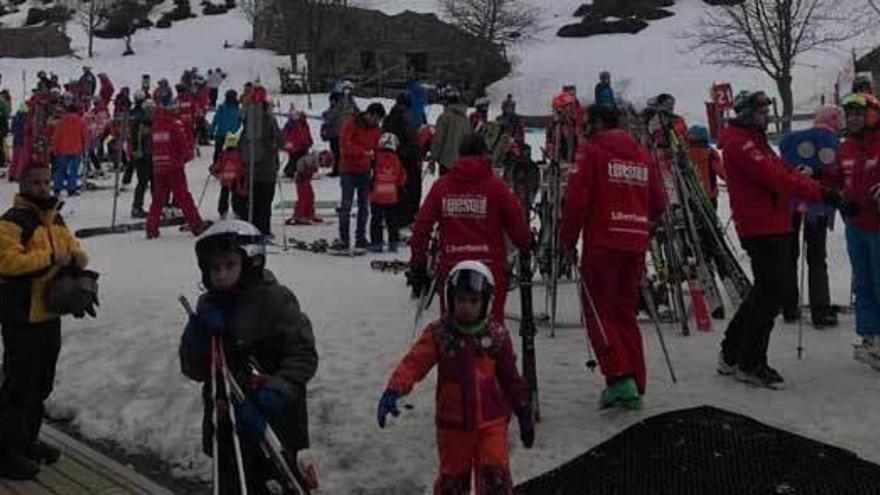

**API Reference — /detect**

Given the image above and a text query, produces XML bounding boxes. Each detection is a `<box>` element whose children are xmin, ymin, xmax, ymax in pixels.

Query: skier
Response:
<box><xmin>593</xmin><ymin>70</ymin><xmax>616</xmax><ymax>108</ymax></box>
<box><xmin>0</xmin><ymin>163</ymin><xmax>91</xmax><ymax>480</ymax></box>
<box><xmin>78</xmin><ymin>67</ymin><xmax>97</xmax><ymax>97</ymax></box>
<box><xmin>383</xmin><ymin>92</ymin><xmax>422</xmax><ymax>227</ymax></box>
<box><xmin>50</xmin><ymin>102</ymin><xmax>88</xmax><ymax>197</ymax></box>
<box><xmin>207</xmin><ymin>67</ymin><xmax>226</xmax><ymax>109</ymax></box>
<box><xmin>129</xmin><ymin>98</ymin><xmax>154</xmax><ymax>218</ymax></box>
<box><xmin>469</xmin><ymin>97</ymin><xmax>490</xmax><ymax>135</ymax></box>
<box><xmin>430</xmin><ymin>90</ymin><xmax>470</xmax><ymax>175</ymax></box>
<box><xmin>779</xmin><ymin>105</ymin><xmax>841</xmax><ymax>327</ymax></box>
<box><xmin>559</xmin><ymin>104</ymin><xmax>667</xmax><ymax>410</ymax></box>
<box><xmin>152</xmin><ymin>79</ymin><xmax>174</xmax><ymax>108</ymax></box>
<box><xmin>0</xmin><ymin>88</ymin><xmax>10</xmax><ymax>171</ymax></box>
<box><xmin>686</xmin><ymin>125</ymin><xmax>726</xmax><ymax>209</ymax></box>
<box><xmin>284</xmin><ymin>151</ymin><xmax>332</xmax><ymax>226</ymax></box>
<box><xmin>496</xmin><ymin>95</ymin><xmax>526</xmax><ymax>151</ymax></box>
<box><xmin>717</xmin><ymin>90</ymin><xmax>857</xmax><ymax>387</ymax></box>
<box><xmin>409</xmin><ymin>134</ymin><xmax>532</xmax><ymax>323</ymax></box>
<box><xmin>367</xmin><ymin>133</ymin><xmax>407</xmax><ymax>253</ymax></box>
<box><xmin>828</xmin><ymin>93</ymin><xmax>880</xmax><ymax>370</ymax></box>
<box><xmin>377</xmin><ymin>260</ymin><xmax>534</xmax><ymax>494</ymax></box>
<box><xmin>83</xmin><ymin>99</ymin><xmax>110</xmax><ymax>179</ymax></box>
<box><xmin>145</xmin><ymin>105</ymin><xmax>207</xmax><ymax>238</ymax></box>
<box><xmin>9</xmin><ymin>103</ymin><xmax>28</xmax><ymax>182</ymax></box>
<box><xmin>405</xmin><ymin>79</ymin><xmax>428</xmax><ymax>132</ymax></box>
<box><xmin>282</xmin><ymin>110</ymin><xmax>313</xmax><ymax>179</ymax></box>
<box><xmin>210</xmin><ymin>89</ymin><xmax>242</xmax><ymax>165</ymax></box>
<box><xmin>648</xmin><ymin>93</ymin><xmax>688</xmax><ymax>149</ymax></box>
<box><xmin>237</xmin><ymin>91</ymin><xmax>284</xmax><ymax>237</ymax></box>
<box><xmin>546</xmin><ymin>90</ymin><xmax>584</xmax><ymax>163</ymax></box>
<box><xmin>321</xmin><ymin>93</ymin><xmax>346</xmax><ymax>177</ymax></box>
<box><xmin>97</xmin><ymin>73</ymin><xmax>114</xmax><ymax>108</ymax></box>
<box><xmin>180</xmin><ymin>219</ymin><xmax>318</xmax><ymax>493</ymax></box>
<box><xmin>174</xmin><ymin>84</ymin><xmax>198</xmax><ymax>147</ymax></box>
<box><xmin>332</xmin><ymin>102</ymin><xmax>385</xmax><ymax>253</ymax></box>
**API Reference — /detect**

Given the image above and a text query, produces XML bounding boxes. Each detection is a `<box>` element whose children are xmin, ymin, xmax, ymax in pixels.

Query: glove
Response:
<box><xmin>182</xmin><ymin>304</ymin><xmax>226</xmax><ymax>349</ymax></box>
<box><xmin>235</xmin><ymin>387</ymin><xmax>285</xmax><ymax>444</ymax></box>
<box><xmin>376</xmin><ymin>389</ymin><xmax>401</xmax><ymax>429</ymax></box>
<box><xmin>515</xmin><ymin>406</ymin><xmax>535</xmax><ymax>448</ymax></box>
<box><xmin>822</xmin><ymin>188</ymin><xmax>861</xmax><ymax>217</ymax></box>
<box><xmin>406</xmin><ymin>263</ymin><xmax>430</xmax><ymax>299</ymax></box>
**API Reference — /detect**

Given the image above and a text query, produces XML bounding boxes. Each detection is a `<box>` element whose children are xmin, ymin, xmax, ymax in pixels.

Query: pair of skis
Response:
<box><xmin>179</xmin><ymin>296</ymin><xmax>313</xmax><ymax>495</ymax></box>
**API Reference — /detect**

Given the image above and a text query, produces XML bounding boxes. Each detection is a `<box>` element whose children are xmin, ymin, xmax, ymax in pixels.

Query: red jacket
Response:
<box><xmin>829</xmin><ymin>131</ymin><xmax>880</xmax><ymax>231</ymax></box>
<box><xmin>688</xmin><ymin>144</ymin><xmax>726</xmax><ymax>200</ymax></box>
<box><xmin>720</xmin><ymin>122</ymin><xmax>822</xmax><ymax>240</ymax></box>
<box><xmin>339</xmin><ymin>115</ymin><xmax>380</xmax><ymax>174</ymax></box>
<box><xmin>176</xmin><ymin>93</ymin><xmax>198</xmax><ymax>129</ymax></box>
<box><xmin>410</xmin><ymin>156</ymin><xmax>531</xmax><ymax>272</ymax></box>
<box><xmin>152</xmin><ymin>111</ymin><xmax>193</xmax><ymax>173</ymax></box>
<box><xmin>98</xmin><ymin>75</ymin><xmax>114</xmax><ymax>106</ymax></box>
<box><xmin>283</xmin><ymin>120</ymin><xmax>313</xmax><ymax>156</ymax></box>
<box><xmin>51</xmin><ymin>112</ymin><xmax>88</xmax><ymax>156</ymax></box>
<box><xmin>560</xmin><ymin>129</ymin><xmax>666</xmax><ymax>255</ymax></box>
<box><xmin>370</xmin><ymin>151</ymin><xmax>407</xmax><ymax>205</ymax></box>
<box><xmin>387</xmin><ymin>318</ymin><xmax>528</xmax><ymax>431</ymax></box>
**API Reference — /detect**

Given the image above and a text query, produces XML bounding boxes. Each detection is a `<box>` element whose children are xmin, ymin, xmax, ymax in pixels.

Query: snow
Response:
<box><xmin>1</xmin><ymin>1</ymin><xmax>879</xmax><ymax>492</ymax></box>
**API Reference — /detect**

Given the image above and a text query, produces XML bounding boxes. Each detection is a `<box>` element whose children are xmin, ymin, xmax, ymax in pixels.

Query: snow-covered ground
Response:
<box><xmin>1</xmin><ymin>1</ymin><xmax>880</xmax><ymax>492</ymax></box>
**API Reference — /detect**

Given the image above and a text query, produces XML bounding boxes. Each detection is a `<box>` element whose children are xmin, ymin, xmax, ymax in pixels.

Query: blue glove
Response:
<box><xmin>376</xmin><ymin>389</ymin><xmax>401</xmax><ymax>429</ymax></box>
<box><xmin>194</xmin><ymin>305</ymin><xmax>227</xmax><ymax>336</ymax></box>
<box><xmin>515</xmin><ymin>406</ymin><xmax>534</xmax><ymax>448</ymax></box>
<box><xmin>235</xmin><ymin>387</ymin><xmax>285</xmax><ymax>444</ymax></box>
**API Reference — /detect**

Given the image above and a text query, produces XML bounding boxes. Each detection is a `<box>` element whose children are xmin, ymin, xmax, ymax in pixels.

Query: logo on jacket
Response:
<box><xmin>442</xmin><ymin>196</ymin><xmax>488</xmax><ymax>218</ymax></box>
<box><xmin>608</xmin><ymin>160</ymin><xmax>648</xmax><ymax>184</ymax></box>
<box><xmin>153</xmin><ymin>131</ymin><xmax>170</xmax><ymax>143</ymax></box>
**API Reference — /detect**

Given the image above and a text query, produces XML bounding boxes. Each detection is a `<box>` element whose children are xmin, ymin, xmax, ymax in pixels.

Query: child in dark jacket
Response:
<box><xmin>377</xmin><ymin>260</ymin><xmax>534</xmax><ymax>495</ymax></box>
<box><xmin>180</xmin><ymin>220</ymin><xmax>318</xmax><ymax>493</ymax></box>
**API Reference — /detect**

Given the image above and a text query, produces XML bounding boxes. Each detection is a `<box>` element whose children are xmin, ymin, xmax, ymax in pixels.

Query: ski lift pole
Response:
<box><xmin>797</xmin><ymin>234</ymin><xmax>806</xmax><ymax>359</ymax></box>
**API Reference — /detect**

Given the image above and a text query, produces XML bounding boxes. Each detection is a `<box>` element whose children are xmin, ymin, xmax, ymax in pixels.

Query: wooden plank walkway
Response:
<box><xmin>0</xmin><ymin>426</ymin><xmax>175</xmax><ymax>495</ymax></box>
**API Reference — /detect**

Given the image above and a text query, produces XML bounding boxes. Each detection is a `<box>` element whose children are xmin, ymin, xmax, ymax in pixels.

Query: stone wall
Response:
<box><xmin>0</xmin><ymin>24</ymin><xmax>71</xmax><ymax>58</ymax></box>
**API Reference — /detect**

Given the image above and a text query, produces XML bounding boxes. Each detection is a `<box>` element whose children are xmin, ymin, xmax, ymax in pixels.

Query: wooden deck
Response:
<box><xmin>0</xmin><ymin>426</ymin><xmax>175</xmax><ymax>495</ymax></box>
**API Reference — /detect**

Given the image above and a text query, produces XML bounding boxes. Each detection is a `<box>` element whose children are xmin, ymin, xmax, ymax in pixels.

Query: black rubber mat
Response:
<box><xmin>516</xmin><ymin>405</ymin><xmax>880</xmax><ymax>495</ymax></box>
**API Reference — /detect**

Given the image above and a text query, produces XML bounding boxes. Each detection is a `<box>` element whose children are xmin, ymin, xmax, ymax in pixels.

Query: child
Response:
<box><xmin>686</xmin><ymin>125</ymin><xmax>726</xmax><ymax>209</ymax></box>
<box><xmin>285</xmin><ymin>150</ymin><xmax>333</xmax><ymax>225</ymax></box>
<box><xmin>377</xmin><ymin>260</ymin><xmax>534</xmax><ymax>494</ymax></box>
<box><xmin>282</xmin><ymin>110</ymin><xmax>314</xmax><ymax>179</ymax></box>
<box><xmin>367</xmin><ymin>133</ymin><xmax>407</xmax><ymax>252</ymax></box>
<box><xmin>180</xmin><ymin>220</ymin><xmax>318</xmax><ymax>493</ymax></box>
<box><xmin>210</xmin><ymin>133</ymin><xmax>246</xmax><ymax>219</ymax></box>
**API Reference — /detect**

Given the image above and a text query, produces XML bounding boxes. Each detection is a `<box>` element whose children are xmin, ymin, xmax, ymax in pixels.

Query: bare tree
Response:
<box><xmin>65</xmin><ymin>0</ymin><xmax>112</xmax><ymax>58</ymax></box>
<box><xmin>439</xmin><ymin>0</ymin><xmax>539</xmax><ymax>46</ymax></box>
<box><xmin>688</xmin><ymin>0</ymin><xmax>863</xmax><ymax>132</ymax></box>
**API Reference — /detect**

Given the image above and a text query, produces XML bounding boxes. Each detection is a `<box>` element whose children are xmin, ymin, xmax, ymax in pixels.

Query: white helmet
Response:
<box><xmin>379</xmin><ymin>133</ymin><xmax>399</xmax><ymax>152</ymax></box>
<box><xmin>195</xmin><ymin>220</ymin><xmax>266</xmax><ymax>288</ymax></box>
<box><xmin>446</xmin><ymin>260</ymin><xmax>495</xmax><ymax>321</ymax></box>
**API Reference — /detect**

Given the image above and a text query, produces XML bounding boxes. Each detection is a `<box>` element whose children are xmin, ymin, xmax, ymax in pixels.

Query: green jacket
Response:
<box><xmin>431</xmin><ymin>104</ymin><xmax>470</xmax><ymax>168</ymax></box>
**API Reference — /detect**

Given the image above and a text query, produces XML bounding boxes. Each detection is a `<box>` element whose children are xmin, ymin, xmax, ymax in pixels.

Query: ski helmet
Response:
<box><xmin>379</xmin><ymin>132</ymin><xmax>399</xmax><ymax>151</ymax></box>
<box><xmin>446</xmin><ymin>260</ymin><xmax>495</xmax><ymax>322</ymax></box>
<box><xmin>841</xmin><ymin>92</ymin><xmax>880</xmax><ymax>128</ymax></box>
<box><xmin>552</xmin><ymin>91</ymin><xmax>576</xmax><ymax>111</ymax></box>
<box><xmin>733</xmin><ymin>90</ymin><xmax>770</xmax><ymax>122</ymax></box>
<box><xmin>687</xmin><ymin>125</ymin><xmax>710</xmax><ymax>143</ymax></box>
<box><xmin>194</xmin><ymin>220</ymin><xmax>266</xmax><ymax>289</ymax></box>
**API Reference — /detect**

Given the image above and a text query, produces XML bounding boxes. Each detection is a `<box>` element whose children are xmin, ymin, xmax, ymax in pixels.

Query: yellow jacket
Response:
<box><xmin>0</xmin><ymin>195</ymin><xmax>88</xmax><ymax>324</ymax></box>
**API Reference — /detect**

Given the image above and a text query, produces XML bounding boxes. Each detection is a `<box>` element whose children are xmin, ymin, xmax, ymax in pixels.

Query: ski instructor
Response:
<box><xmin>559</xmin><ymin>104</ymin><xmax>666</xmax><ymax>411</ymax></box>
<box><xmin>718</xmin><ymin>90</ymin><xmax>858</xmax><ymax>388</ymax></box>
<box><xmin>409</xmin><ymin>134</ymin><xmax>532</xmax><ymax>323</ymax></box>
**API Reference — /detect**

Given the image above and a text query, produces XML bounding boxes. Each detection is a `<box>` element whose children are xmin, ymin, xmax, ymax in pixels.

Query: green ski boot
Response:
<box><xmin>599</xmin><ymin>376</ymin><xmax>643</xmax><ymax>411</ymax></box>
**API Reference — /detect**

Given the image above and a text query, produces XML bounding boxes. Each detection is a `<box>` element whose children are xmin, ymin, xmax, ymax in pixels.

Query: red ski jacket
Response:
<box><xmin>828</xmin><ymin>131</ymin><xmax>880</xmax><ymax>231</ymax></box>
<box><xmin>560</xmin><ymin>129</ymin><xmax>666</xmax><ymax>255</ymax></box>
<box><xmin>98</xmin><ymin>75</ymin><xmax>114</xmax><ymax>107</ymax></box>
<box><xmin>152</xmin><ymin>111</ymin><xmax>193</xmax><ymax>173</ymax></box>
<box><xmin>370</xmin><ymin>151</ymin><xmax>407</xmax><ymax>205</ymax></box>
<box><xmin>339</xmin><ymin>115</ymin><xmax>380</xmax><ymax>174</ymax></box>
<box><xmin>688</xmin><ymin>144</ymin><xmax>726</xmax><ymax>200</ymax></box>
<box><xmin>719</xmin><ymin>122</ymin><xmax>823</xmax><ymax>240</ymax></box>
<box><xmin>283</xmin><ymin>120</ymin><xmax>313</xmax><ymax>156</ymax></box>
<box><xmin>176</xmin><ymin>93</ymin><xmax>198</xmax><ymax>129</ymax></box>
<box><xmin>51</xmin><ymin>112</ymin><xmax>88</xmax><ymax>156</ymax></box>
<box><xmin>410</xmin><ymin>156</ymin><xmax>531</xmax><ymax>272</ymax></box>
<box><xmin>387</xmin><ymin>318</ymin><xmax>529</xmax><ymax>431</ymax></box>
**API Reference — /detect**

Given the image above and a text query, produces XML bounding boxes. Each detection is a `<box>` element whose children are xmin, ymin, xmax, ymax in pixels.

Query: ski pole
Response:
<box><xmin>210</xmin><ymin>336</ymin><xmax>221</xmax><ymax>495</ymax></box>
<box><xmin>572</xmin><ymin>269</ymin><xmax>598</xmax><ymax>373</ymax></box>
<box><xmin>797</xmin><ymin>234</ymin><xmax>806</xmax><ymax>360</ymax></box>
<box><xmin>275</xmin><ymin>179</ymin><xmax>289</xmax><ymax>251</ymax></box>
<box><xmin>577</xmin><ymin>270</ymin><xmax>610</xmax><ymax>350</ymax></box>
<box><xmin>639</xmin><ymin>275</ymin><xmax>678</xmax><ymax>383</ymax></box>
<box><xmin>216</xmin><ymin>338</ymin><xmax>250</xmax><ymax>494</ymax></box>
<box><xmin>197</xmin><ymin>170</ymin><xmax>213</xmax><ymax>210</ymax></box>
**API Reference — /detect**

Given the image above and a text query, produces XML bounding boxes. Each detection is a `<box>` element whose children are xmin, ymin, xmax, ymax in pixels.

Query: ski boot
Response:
<box><xmin>854</xmin><ymin>337</ymin><xmax>880</xmax><ymax>370</ymax></box>
<box><xmin>599</xmin><ymin>376</ymin><xmax>642</xmax><ymax>410</ymax></box>
<box><xmin>811</xmin><ymin>307</ymin><xmax>839</xmax><ymax>328</ymax></box>
<box><xmin>366</xmin><ymin>243</ymin><xmax>384</xmax><ymax>253</ymax></box>
<box><xmin>25</xmin><ymin>441</ymin><xmax>61</xmax><ymax>465</ymax></box>
<box><xmin>131</xmin><ymin>207</ymin><xmax>147</xmax><ymax>219</ymax></box>
<box><xmin>0</xmin><ymin>450</ymin><xmax>40</xmax><ymax>480</ymax></box>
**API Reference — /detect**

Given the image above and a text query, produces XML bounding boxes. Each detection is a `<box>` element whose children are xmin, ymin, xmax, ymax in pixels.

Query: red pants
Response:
<box><xmin>294</xmin><ymin>180</ymin><xmax>315</xmax><ymax>220</ymax></box>
<box><xmin>438</xmin><ymin>262</ymin><xmax>507</xmax><ymax>324</ymax></box>
<box><xmin>146</xmin><ymin>168</ymin><xmax>203</xmax><ymax>236</ymax></box>
<box><xmin>434</xmin><ymin>424</ymin><xmax>512</xmax><ymax>495</ymax></box>
<box><xmin>580</xmin><ymin>249</ymin><xmax>647</xmax><ymax>394</ymax></box>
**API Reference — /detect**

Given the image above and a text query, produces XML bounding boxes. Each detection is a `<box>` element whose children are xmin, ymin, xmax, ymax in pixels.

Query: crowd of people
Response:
<box><xmin>2</xmin><ymin>63</ymin><xmax>880</xmax><ymax>493</ymax></box>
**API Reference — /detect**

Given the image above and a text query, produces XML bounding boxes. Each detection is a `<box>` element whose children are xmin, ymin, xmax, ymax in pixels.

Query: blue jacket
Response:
<box><xmin>406</xmin><ymin>80</ymin><xmax>427</xmax><ymax>132</ymax></box>
<box><xmin>594</xmin><ymin>82</ymin><xmax>616</xmax><ymax>107</ymax></box>
<box><xmin>211</xmin><ymin>102</ymin><xmax>241</xmax><ymax>139</ymax></box>
<box><xmin>779</xmin><ymin>126</ymin><xmax>838</xmax><ymax>224</ymax></box>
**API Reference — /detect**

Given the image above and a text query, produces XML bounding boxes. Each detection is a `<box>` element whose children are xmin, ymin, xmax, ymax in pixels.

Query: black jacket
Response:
<box><xmin>179</xmin><ymin>270</ymin><xmax>318</xmax><ymax>454</ymax></box>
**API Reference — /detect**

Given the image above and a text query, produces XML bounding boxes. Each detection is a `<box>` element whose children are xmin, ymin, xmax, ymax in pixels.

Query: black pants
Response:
<box><xmin>784</xmin><ymin>213</ymin><xmax>831</xmax><ymax>318</ymax></box>
<box><xmin>210</xmin><ymin>88</ymin><xmax>219</xmax><ymax>109</ymax></box>
<box><xmin>721</xmin><ymin>235</ymin><xmax>791</xmax><ymax>371</ymax></box>
<box><xmin>329</xmin><ymin>139</ymin><xmax>340</xmax><ymax>175</ymax></box>
<box><xmin>132</xmin><ymin>157</ymin><xmax>153</xmax><ymax>211</ymax></box>
<box><xmin>0</xmin><ymin>320</ymin><xmax>61</xmax><ymax>454</ymax></box>
<box><xmin>213</xmin><ymin>139</ymin><xmax>224</xmax><ymax>165</ymax></box>
<box><xmin>400</xmin><ymin>158</ymin><xmax>421</xmax><ymax>227</ymax></box>
<box><xmin>370</xmin><ymin>203</ymin><xmax>400</xmax><ymax>246</ymax></box>
<box><xmin>219</xmin><ymin>187</ymin><xmax>231</xmax><ymax>216</ymax></box>
<box><xmin>233</xmin><ymin>181</ymin><xmax>275</xmax><ymax>235</ymax></box>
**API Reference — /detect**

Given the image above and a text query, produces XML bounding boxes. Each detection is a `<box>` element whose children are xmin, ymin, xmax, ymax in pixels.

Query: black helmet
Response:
<box><xmin>446</xmin><ymin>260</ymin><xmax>495</xmax><ymax>322</ymax></box>
<box><xmin>195</xmin><ymin>220</ymin><xmax>266</xmax><ymax>289</ymax></box>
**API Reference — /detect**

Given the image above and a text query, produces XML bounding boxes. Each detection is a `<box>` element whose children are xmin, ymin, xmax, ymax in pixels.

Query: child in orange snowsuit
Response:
<box><xmin>285</xmin><ymin>151</ymin><xmax>333</xmax><ymax>225</ymax></box>
<box><xmin>377</xmin><ymin>260</ymin><xmax>534</xmax><ymax>495</ymax></box>
<box><xmin>367</xmin><ymin>133</ymin><xmax>407</xmax><ymax>252</ymax></box>
<box><xmin>687</xmin><ymin>124</ymin><xmax>726</xmax><ymax>208</ymax></box>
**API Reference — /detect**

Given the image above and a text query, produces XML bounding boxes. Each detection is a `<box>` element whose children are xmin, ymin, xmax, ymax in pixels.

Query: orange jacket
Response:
<box><xmin>370</xmin><ymin>151</ymin><xmax>407</xmax><ymax>205</ymax></box>
<box><xmin>340</xmin><ymin>115</ymin><xmax>380</xmax><ymax>174</ymax></box>
<box><xmin>688</xmin><ymin>144</ymin><xmax>726</xmax><ymax>199</ymax></box>
<box><xmin>387</xmin><ymin>318</ymin><xmax>529</xmax><ymax>431</ymax></box>
<box><xmin>51</xmin><ymin>112</ymin><xmax>87</xmax><ymax>156</ymax></box>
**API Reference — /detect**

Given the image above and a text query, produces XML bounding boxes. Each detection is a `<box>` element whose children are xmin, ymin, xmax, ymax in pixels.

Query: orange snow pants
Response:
<box><xmin>434</xmin><ymin>424</ymin><xmax>513</xmax><ymax>495</ymax></box>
